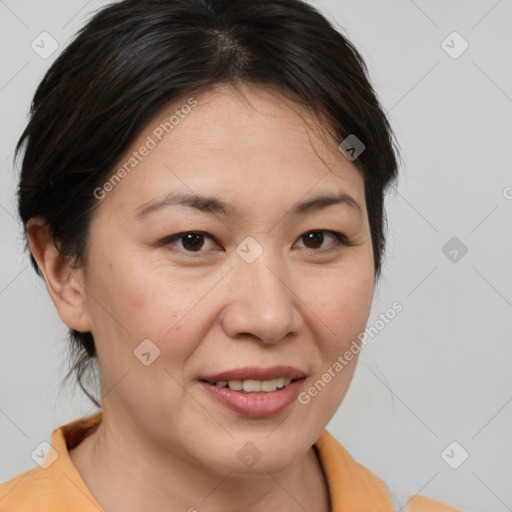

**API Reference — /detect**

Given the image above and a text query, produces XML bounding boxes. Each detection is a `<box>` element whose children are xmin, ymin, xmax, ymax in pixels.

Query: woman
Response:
<box><xmin>0</xmin><ymin>0</ymin><xmax>461</xmax><ymax>510</ymax></box>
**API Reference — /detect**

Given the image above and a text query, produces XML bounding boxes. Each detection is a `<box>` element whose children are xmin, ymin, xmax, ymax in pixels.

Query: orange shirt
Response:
<box><xmin>0</xmin><ymin>412</ymin><xmax>461</xmax><ymax>511</ymax></box>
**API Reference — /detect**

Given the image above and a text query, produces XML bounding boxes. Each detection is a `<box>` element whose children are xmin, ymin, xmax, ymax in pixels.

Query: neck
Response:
<box><xmin>69</xmin><ymin>406</ymin><xmax>331</xmax><ymax>512</ymax></box>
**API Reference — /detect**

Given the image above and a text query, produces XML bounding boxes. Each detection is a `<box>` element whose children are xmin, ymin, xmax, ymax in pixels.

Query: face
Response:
<box><xmin>79</xmin><ymin>84</ymin><xmax>374</xmax><ymax>475</ymax></box>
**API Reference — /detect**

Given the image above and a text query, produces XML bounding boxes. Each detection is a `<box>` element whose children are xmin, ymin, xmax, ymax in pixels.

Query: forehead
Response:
<box><xmin>99</xmin><ymin>84</ymin><xmax>365</xmax><ymax>217</ymax></box>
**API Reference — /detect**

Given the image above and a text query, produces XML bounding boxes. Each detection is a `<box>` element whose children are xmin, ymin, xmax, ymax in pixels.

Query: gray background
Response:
<box><xmin>1</xmin><ymin>1</ymin><xmax>511</xmax><ymax>510</ymax></box>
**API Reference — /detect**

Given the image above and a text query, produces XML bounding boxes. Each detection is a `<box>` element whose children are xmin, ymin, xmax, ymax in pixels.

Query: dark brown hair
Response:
<box><xmin>15</xmin><ymin>0</ymin><xmax>400</xmax><ymax>407</ymax></box>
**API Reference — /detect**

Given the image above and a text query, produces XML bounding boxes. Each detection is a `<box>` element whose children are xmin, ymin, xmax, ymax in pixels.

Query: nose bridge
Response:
<box><xmin>225</xmin><ymin>244</ymin><xmax>300</xmax><ymax>343</ymax></box>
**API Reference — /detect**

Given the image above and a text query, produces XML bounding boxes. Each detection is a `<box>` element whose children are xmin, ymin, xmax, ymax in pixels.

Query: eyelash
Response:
<box><xmin>160</xmin><ymin>230</ymin><xmax>353</xmax><ymax>256</ymax></box>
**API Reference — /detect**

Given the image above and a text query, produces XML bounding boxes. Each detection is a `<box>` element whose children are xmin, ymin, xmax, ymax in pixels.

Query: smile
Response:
<box><xmin>207</xmin><ymin>377</ymin><xmax>293</xmax><ymax>393</ymax></box>
<box><xmin>199</xmin><ymin>366</ymin><xmax>306</xmax><ymax>418</ymax></box>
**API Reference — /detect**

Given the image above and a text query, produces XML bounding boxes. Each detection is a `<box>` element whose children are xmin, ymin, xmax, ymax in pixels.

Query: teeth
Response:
<box><xmin>227</xmin><ymin>380</ymin><xmax>242</xmax><ymax>391</ymax></box>
<box><xmin>261</xmin><ymin>379</ymin><xmax>277</xmax><ymax>392</ymax></box>
<box><xmin>243</xmin><ymin>380</ymin><xmax>261</xmax><ymax>392</ymax></box>
<box><xmin>213</xmin><ymin>378</ymin><xmax>293</xmax><ymax>392</ymax></box>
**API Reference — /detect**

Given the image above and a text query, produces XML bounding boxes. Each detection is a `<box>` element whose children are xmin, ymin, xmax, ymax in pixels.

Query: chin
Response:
<box><xmin>210</xmin><ymin>434</ymin><xmax>306</xmax><ymax>476</ymax></box>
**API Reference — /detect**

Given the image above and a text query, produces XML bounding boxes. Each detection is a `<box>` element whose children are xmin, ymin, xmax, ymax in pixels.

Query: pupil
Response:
<box><xmin>304</xmin><ymin>231</ymin><xmax>323</xmax><ymax>249</ymax></box>
<box><xmin>183</xmin><ymin>233</ymin><xmax>203</xmax><ymax>251</ymax></box>
<box><xmin>180</xmin><ymin>232</ymin><xmax>325</xmax><ymax>251</ymax></box>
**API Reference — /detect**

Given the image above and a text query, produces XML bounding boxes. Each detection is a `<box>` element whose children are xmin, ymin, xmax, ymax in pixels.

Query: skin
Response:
<box><xmin>27</xmin><ymin>83</ymin><xmax>375</xmax><ymax>512</ymax></box>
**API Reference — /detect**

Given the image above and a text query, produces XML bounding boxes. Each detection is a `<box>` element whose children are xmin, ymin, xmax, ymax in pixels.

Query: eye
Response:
<box><xmin>162</xmin><ymin>231</ymin><xmax>220</xmax><ymax>253</ymax></box>
<box><xmin>294</xmin><ymin>230</ymin><xmax>350</xmax><ymax>252</ymax></box>
<box><xmin>161</xmin><ymin>229</ymin><xmax>351</xmax><ymax>255</ymax></box>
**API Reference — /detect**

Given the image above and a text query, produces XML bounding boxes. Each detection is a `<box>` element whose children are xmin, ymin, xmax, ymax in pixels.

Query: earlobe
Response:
<box><xmin>26</xmin><ymin>216</ymin><xmax>91</xmax><ymax>333</ymax></box>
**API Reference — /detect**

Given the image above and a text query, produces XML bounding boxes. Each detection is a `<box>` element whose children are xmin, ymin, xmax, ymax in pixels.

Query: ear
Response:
<box><xmin>26</xmin><ymin>216</ymin><xmax>91</xmax><ymax>333</ymax></box>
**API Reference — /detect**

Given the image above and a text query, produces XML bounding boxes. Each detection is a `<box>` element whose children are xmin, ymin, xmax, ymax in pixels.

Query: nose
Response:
<box><xmin>220</xmin><ymin>252</ymin><xmax>303</xmax><ymax>345</ymax></box>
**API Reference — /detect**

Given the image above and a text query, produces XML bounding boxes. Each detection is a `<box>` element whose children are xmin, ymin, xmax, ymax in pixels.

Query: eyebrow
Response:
<box><xmin>135</xmin><ymin>190</ymin><xmax>362</xmax><ymax>220</ymax></box>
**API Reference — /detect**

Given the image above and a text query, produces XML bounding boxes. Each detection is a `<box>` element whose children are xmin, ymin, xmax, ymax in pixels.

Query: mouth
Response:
<box><xmin>203</xmin><ymin>377</ymin><xmax>296</xmax><ymax>393</ymax></box>
<box><xmin>198</xmin><ymin>366</ymin><xmax>306</xmax><ymax>418</ymax></box>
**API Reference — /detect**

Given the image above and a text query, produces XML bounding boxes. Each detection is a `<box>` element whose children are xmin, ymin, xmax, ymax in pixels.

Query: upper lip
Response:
<box><xmin>201</xmin><ymin>366</ymin><xmax>306</xmax><ymax>382</ymax></box>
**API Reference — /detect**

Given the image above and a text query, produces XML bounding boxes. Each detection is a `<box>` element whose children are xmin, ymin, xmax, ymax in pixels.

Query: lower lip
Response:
<box><xmin>200</xmin><ymin>379</ymin><xmax>305</xmax><ymax>419</ymax></box>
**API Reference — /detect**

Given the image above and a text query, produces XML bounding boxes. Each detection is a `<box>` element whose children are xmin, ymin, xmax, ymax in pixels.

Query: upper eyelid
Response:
<box><xmin>164</xmin><ymin>230</ymin><xmax>348</xmax><ymax>251</ymax></box>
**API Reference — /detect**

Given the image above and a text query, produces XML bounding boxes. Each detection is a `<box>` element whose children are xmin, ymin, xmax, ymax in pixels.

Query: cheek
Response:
<box><xmin>90</xmin><ymin>257</ymin><xmax>218</xmax><ymax>367</ymax></box>
<box><xmin>83</xmin><ymin>251</ymin><xmax>161</xmax><ymax>354</ymax></box>
<box><xmin>303</xmin><ymin>279</ymin><xmax>371</xmax><ymax>419</ymax></box>
<box><xmin>312</xmin><ymin>265</ymin><xmax>374</xmax><ymax>343</ymax></box>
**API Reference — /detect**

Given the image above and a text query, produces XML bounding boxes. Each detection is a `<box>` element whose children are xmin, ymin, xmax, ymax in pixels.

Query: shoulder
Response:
<box><xmin>315</xmin><ymin>429</ymin><xmax>463</xmax><ymax>511</ymax></box>
<box><xmin>407</xmin><ymin>494</ymin><xmax>465</xmax><ymax>512</ymax></box>
<box><xmin>0</xmin><ymin>465</ymin><xmax>53</xmax><ymax>512</ymax></box>
<box><xmin>0</xmin><ymin>454</ymin><xmax>102</xmax><ymax>512</ymax></box>
<box><xmin>0</xmin><ymin>412</ymin><xmax>104</xmax><ymax>512</ymax></box>
<box><xmin>315</xmin><ymin>428</ymin><xmax>394</xmax><ymax>507</ymax></box>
